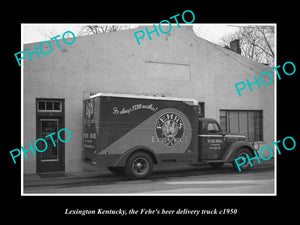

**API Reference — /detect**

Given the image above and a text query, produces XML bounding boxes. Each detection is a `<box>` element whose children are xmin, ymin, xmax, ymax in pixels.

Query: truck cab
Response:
<box><xmin>198</xmin><ymin>118</ymin><xmax>254</xmax><ymax>169</ymax></box>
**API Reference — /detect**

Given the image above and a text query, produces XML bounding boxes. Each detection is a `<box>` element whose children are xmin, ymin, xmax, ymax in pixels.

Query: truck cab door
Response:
<box><xmin>198</xmin><ymin>121</ymin><xmax>224</xmax><ymax>160</ymax></box>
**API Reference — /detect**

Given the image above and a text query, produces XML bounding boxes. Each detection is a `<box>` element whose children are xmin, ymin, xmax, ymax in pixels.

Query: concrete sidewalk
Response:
<box><xmin>23</xmin><ymin>159</ymin><xmax>274</xmax><ymax>188</ymax></box>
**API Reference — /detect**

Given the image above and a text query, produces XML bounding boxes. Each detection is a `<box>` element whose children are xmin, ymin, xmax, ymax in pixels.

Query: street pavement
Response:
<box><xmin>23</xmin><ymin>159</ymin><xmax>275</xmax><ymax>195</ymax></box>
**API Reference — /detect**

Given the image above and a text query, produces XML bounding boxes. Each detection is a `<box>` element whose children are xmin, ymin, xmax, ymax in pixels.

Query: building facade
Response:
<box><xmin>23</xmin><ymin>25</ymin><xmax>274</xmax><ymax>174</ymax></box>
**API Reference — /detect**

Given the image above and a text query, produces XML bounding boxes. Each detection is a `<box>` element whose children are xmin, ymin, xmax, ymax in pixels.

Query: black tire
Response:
<box><xmin>209</xmin><ymin>162</ymin><xmax>224</xmax><ymax>169</ymax></box>
<box><xmin>124</xmin><ymin>152</ymin><xmax>153</xmax><ymax>179</ymax></box>
<box><xmin>107</xmin><ymin>167</ymin><xmax>125</xmax><ymax>176</ymax></box>
<box><xmin>232</xmin><ymin>147</ymin><xmax>252</xmax><ymax>172</ymax></box>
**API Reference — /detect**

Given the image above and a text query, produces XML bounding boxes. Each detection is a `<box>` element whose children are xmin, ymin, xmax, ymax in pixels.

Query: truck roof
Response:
<box><xmin>89</xmin><ymin>92</ymin><xmax>199</xmax><ymax>106</ymax></box>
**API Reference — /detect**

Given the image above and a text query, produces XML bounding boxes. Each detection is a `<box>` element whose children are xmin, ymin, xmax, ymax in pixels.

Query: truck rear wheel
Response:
<box><xmin>232</xmin><ymin>147</ymin><xmax>252</xmax><ymax>172</ymax></box>
<box><xmin>125</xmin><ymin>152</ymin><xmax>153</xmax><ymax>179</ymax></box>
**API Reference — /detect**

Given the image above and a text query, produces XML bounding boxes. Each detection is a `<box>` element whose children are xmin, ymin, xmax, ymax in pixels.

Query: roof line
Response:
<box><xmin>210</xmin><ymin>42</ymin><xmax>269</xmax><ymax>73</ymax></box>
<box><xmin>89</xmin><ymin>92</ymin><xmax>199</xmax><ymax>105</ymax></box>
<box><xmin>189</xmin><ymin>32</ymin><xmax>270</xmax><ymax>74</ymax></box>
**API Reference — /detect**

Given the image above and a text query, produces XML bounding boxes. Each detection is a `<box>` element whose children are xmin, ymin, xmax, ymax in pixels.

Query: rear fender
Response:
<box><xmin>222</xmin><ymin>141</ymin><xmax>255</xmax><ymax>162</ymax></box>
<box><xmin>113</xmin><ymin>146</ymin><xmax>159</xmax><ymax>167</ymax></box>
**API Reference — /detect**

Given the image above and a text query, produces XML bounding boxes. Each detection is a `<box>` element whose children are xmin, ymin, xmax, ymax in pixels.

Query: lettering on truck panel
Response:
<box><xmin>100</xmin><ymin>108</ymin><xmax>192</xmax><ymax>155</ymax></box>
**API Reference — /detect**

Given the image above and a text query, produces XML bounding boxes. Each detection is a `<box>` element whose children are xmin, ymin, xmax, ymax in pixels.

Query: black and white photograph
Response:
<box><xmin>4</xmin><ymin>6</ymin><xmax>298</xmax><ymax>221</ymax></box>
<box><xmin>20</xmin><ymin>22</ymin><xmax>276</xmax><ymax>195</ymax></box>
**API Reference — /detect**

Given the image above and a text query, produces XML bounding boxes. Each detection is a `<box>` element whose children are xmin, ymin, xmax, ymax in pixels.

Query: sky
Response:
<box><xmin>22</xmin><ymin>24</ymin><xmax>239</xmax><ymax>45</ymax></box>
<box><xmin>193</xmin><ymin>24</ymin><xmax>239</xmax><ymax>45</ymax></box>
<box><xmin>22</xmin><ymin>24</ymin><xmax>82</xmax><ymax>44</ymax></box>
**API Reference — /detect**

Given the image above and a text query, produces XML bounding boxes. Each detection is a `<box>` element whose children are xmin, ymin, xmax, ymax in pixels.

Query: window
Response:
<box><xmin>37</xmin><ymin>100</ymin><xmax>62</xmax><ymax>112</ymax></box>
<box><xmin>207</xmin><ymin>123</ymin><xmax>221</xmax><ymax>133</ymax></box>
<box><xmin>220</xmin><ymin>110</ymin><xmax>263</xmax><ymax>141</ymax></box>
<box><xmin>54</xmin><ymin>102</ymin><xmax>61</xmax><ymax>110</ymax></box>
<box><xmin>198</xmin><ymin>102</ymin><xmax>205</xmax><ymax>118</ymax></box>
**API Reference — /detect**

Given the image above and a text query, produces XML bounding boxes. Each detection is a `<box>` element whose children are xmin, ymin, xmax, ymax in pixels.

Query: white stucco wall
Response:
<box><xmin>23</xmin><ymin>25</ymin><xmax>274</xmax><ymax>173</ymax></box>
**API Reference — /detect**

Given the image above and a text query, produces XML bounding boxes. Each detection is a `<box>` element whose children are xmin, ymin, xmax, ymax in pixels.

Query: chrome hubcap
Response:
<box><xmin>132</xmin><ymin>157</ymin><xmax>149</xmax><ymax>175</ymax></box>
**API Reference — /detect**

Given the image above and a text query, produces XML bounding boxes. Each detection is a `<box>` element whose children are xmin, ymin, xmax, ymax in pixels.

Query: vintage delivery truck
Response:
<box><xmin>83</xmin><ymin>93</ymin><xmax>256</xmax><ymax>179</ymax></box>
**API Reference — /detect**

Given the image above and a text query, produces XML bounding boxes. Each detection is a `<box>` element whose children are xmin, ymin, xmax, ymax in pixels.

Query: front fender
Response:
<box><xmin>222</xmin><ymin>141</ymin><xmax>255</xmax><ymax>162</ymax></box>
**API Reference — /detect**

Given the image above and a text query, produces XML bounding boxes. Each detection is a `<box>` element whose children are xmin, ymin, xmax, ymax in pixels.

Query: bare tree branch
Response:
<box><xmin>257</xmin><ymin>27</ymin><xmax>274</xmax><ymax>57</ymax></box>
<box><xmin>220</xmin><ymin>25</ymin><xmax>275</xmax><ymax>66</ymax></box>
<box><xmin>78</xmin><ymin>25</ymin><xmax>129</xmax><ymax>36</ymax></box>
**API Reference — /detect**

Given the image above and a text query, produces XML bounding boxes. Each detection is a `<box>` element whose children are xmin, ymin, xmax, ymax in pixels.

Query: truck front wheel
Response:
<box><xmin>125</xmin><ymin>152</ymin><xmax>153</xmax><ymax>179</ymax></box>
<box><xmin>232</xmin><ymin>147</ymin><xmax>252</xmax><ymax>172</ymax></box>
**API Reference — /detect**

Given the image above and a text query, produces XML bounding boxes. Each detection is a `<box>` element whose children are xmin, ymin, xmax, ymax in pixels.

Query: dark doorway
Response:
<box><xmin>36</xmin><ymin>99</ymin><xmax>65</xmax><ymax>173</ymax></box>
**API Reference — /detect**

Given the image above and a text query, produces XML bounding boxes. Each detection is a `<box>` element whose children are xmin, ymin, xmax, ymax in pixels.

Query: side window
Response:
<box><xmin>207</xmin><ymin>123</ymin><xmax>221</xmax><ymax>133</ymax></box>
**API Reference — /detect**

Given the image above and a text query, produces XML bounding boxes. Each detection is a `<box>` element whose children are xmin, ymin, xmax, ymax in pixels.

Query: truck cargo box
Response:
<box><xmin>83</xmin><ymin>93</ymin><xmax>199</xmax><ymax>168</ymax></box>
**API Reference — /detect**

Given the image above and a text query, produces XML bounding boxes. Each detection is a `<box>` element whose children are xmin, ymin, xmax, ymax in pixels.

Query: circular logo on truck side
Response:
<box><xmin>155</xmin><ymin>112</ymin><xmax>184</xmax><ymax>147</ymax></box>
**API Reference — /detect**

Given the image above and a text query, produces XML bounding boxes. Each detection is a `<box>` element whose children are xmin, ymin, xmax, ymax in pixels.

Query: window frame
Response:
<box><xmin>37</xmin><ymin>100</ymin><xmax>62</xmax><ymax>112</ymax></box>
<box><xmin>198</xmin><ymin>102</ymin><xmax>205</xmax><ymax>118</ymax></box>
<box><xmin>219</xmin><ymin>110</ymin><xmax>263</xmax><ymax>142</ymax></box>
